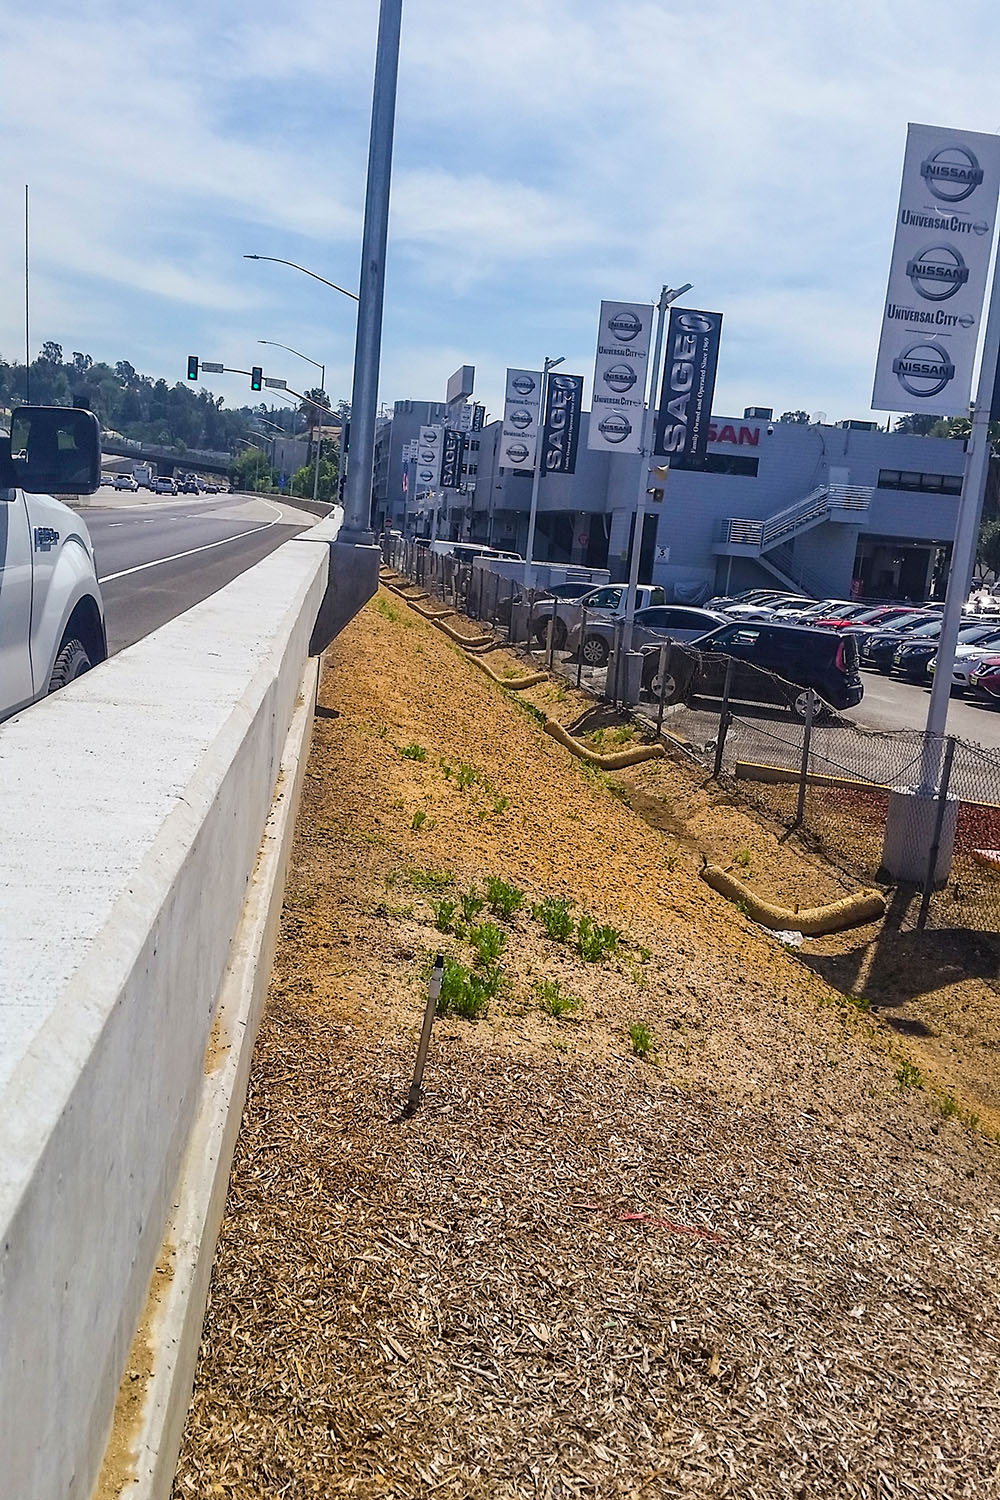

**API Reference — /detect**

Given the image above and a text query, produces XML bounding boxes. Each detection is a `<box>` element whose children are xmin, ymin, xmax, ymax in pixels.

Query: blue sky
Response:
<box><xmin>3</xmin><ymin>0</ymin><xmax>1000</xmax><ymax>425</ymax></box>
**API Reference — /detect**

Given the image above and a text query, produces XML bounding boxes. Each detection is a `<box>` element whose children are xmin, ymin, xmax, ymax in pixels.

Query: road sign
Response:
<box><xmin>264</xmin><ymin>377</ymin><xmax>287</xmax><ymax>390</ymax></box>
<box><xmin>201</xmin><ymin>361</ymin><xmax>224</xmax><ymax>374</ymax></box>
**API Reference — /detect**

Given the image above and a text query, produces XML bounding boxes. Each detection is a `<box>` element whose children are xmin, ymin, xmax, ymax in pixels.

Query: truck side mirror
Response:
<box><xmin>8</xmin><ymin>405</ymin><xmax>102</xmax><ymax>495</ymax></box>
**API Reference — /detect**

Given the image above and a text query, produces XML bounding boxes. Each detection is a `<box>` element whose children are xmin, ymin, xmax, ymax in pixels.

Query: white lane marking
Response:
<box><xmin>109</xmin><ymin>522</ymin><xmax>125</xmax><ymax>527</ymax></box>
<box><xmin>98</xmin><ymin>500</ymin><xmax>285</xmax><ymax>583</ymax></box>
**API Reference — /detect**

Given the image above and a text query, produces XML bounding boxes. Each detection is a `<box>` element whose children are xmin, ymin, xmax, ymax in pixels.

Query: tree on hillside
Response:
<box><xmin>779</xmin><ymin>410</ymin><xmax>809</xmax><ymax>424</ymax></box>
<box><xmin>978</xmin><ymin>518</ymin><xmax>1000</xmax><ymax>580</ymax></box>
<box><xmin>300</xmin><ymin>388</ymin><xmax>331</xmax><ymax>432</ymax></box>
<box><xmin>290</xmin><ymin>451</ymin><xmax>339</xmax><ymax>502</ymax></box>
<box><xmin>231</xmin><ymin>445</ymin><xmax>274</xmax><ymax>493</ymax></box>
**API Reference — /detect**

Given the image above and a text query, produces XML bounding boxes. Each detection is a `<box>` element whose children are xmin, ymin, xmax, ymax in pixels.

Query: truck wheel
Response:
<box><xmin>48</xmin><ymin>637</ymin><xmax>93</xmax><ymax>693</ymax></box>
<box><xmin>580</xmin><ymin>634</ymin><xmax>610</xmax><ymax>668</ymax></box>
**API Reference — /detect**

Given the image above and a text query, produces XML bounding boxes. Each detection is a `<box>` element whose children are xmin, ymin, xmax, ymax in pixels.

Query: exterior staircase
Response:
<box><xmin>713</xmin><ymin>483</ymin><xmax>873</xmax><ymax>592</ymax></box>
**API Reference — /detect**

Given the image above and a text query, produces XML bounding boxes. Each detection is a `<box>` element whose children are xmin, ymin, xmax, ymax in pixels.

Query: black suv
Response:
<box><xmin>643</xmin><ymin>621</ymin><xmax>863</xmax><ymax>718</ymax></box>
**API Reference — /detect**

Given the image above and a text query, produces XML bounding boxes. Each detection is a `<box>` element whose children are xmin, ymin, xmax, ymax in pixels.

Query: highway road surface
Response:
<box><xmin>82</xmin><ymin>492</ymin><xmax>313</xmax><ymax>654</ymax></box>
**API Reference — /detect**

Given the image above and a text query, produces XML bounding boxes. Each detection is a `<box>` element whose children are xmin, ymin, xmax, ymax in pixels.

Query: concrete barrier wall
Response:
<box><xmin>0</xmin><ymin>518</ymin><xmax>339</xmax><ymax>1500</ymax></box>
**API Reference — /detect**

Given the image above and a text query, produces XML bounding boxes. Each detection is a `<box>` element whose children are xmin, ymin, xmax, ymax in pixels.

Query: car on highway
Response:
<box><xmin>530</xmin><ymin>582</ymin><xmax>665</xmax><ymax>658</ymax></box>
<box><xmin>112</xmin><ymin>473</ymin><xmax>138</xmax><ymax>491</ymax></box>
<box><xmin>969</xmin><ymin>656</ymin><xmax>1000</xmax><ymax>703</ymax></box>
<box><xmin>893</xmin><ymin>622</ymin><xmax>1000</xmax><ymax>683</ymax></box>
<box><xmin>1</xmin><ymin>404</ymin><xmax>106</xmax><ymax>722</ymax></box>
<box><xmin>642</xmin><ymin>620</ymin><xmax>863</xmax><ymax>719</ymax></box>
<box><xmin>176</xmin><ymin>477</ymin><xmax>200</xmax><ymax>494</ymax></box>
<box><xmin>566</xmin><ymin>604</ymin><xmax>726</xmax><ymax>663</ymax></box>
<box><xmin>153</xmin><ymin>476</ymin><xmax>177</xmax><ymax>495</ymax></box>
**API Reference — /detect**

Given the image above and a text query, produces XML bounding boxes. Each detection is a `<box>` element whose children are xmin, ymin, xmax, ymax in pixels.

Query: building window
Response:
<box><xmin>878</xmin><ymin>468</ymin><xmax>963</xmax><ymax>495</ymax></box>
<box><xmin>703</xmin><ymin>454</ymin><xmax>759</xmax><ymax>477</ymax></box>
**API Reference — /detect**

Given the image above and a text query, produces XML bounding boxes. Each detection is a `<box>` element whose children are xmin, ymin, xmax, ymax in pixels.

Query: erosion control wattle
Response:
<box><xmin>700</xmin><ymin>862</ymin><xmax>887</xmax><ymax>936</ymax></box>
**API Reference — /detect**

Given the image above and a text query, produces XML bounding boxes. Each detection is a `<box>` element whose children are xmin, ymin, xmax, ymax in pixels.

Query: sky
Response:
<box><xmin>3</xmin><ymin>0</ymin><xmax>1000</xmax><ymax>426</ymax></box>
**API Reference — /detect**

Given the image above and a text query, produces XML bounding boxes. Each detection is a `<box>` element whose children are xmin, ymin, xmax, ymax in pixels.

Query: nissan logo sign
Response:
<box><xmin>417</xmin><ymin>469</ymin><xmax>435</xmax><ymax>482</ymax></box>
<box><xmin>905</xmin><ymin>243</ymin><xmax>969</xmax><ymax>301</ymax></box>
<box><xmin>419</xmin><ymin>449</ymin><xmax>435</xmax><ymax>462</ymax></box>
<box><xmin>508</xmin><ymin>408</ymin><xmax>533</xmax><ymax>429</ymax></box>
<box><xmin>597</xmin><ymin>413</ymin><xmax>632</xmax><ymax>444</ymax></box>
<box><xmin>921</xmin><ymin>145</ymin><xmax>984</xmax><ymax>204</ymax></box>
<box><xmin>511</xmin><ymin>374</ymin><xmax>536</xmax><ymax>396</ymax></box>
<box><xmin>892</xmin><ymin>340</ymin><xmax>956</xmax><ymax>398</ymax></box>
<box><xmin>607</xmin><ymin>310</ymin><xmax>642</xmax><ymax>342</ymax></box>
<box><xmin>505</xmin><ymin>441</ymin><xmax>530</xmax><ymax>464</ymax></box>
<box><xmin>603</xmin><ymin>363</ymin><xmax>638</xmax><ymax>393</ymax></box>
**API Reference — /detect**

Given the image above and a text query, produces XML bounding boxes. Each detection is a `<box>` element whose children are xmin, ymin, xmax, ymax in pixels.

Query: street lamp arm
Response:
<box><xmin>257</xmin><ymin>339</ymin><xmax>326</xmax><ymax>376</ymax></box>
<box><xmin>244</xmin><ymin>255</ymin><xmax>359</xmax><ymax>302</ymax></box>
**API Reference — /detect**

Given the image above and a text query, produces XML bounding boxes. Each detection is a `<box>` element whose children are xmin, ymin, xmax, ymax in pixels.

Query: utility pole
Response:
<box><xmin>341</xmin><ymin>0</ymin><xmax>403</xmax><ymax>545</ymax></box>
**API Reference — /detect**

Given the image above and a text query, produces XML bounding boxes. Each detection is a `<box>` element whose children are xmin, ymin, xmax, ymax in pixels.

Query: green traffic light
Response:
<box><xmin>251</xmin><ymin>366</ymin><xmax>263</xmax><ymax>392</ymax></box>
<box><xmin>187</xmin><ymin>356</ymin><xmax>199</xmax><ymax>381</ymax></box>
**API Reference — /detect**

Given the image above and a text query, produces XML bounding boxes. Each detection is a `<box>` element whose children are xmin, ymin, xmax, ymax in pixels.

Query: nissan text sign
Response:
<box><xmin>873</xmin><ymin>124</ymin><xmax>1000</xmax><ymax>416</ymax></box>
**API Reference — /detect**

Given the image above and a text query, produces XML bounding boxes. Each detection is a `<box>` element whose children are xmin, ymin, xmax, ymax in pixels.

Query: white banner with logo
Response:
<box><xmin>587</xmin><ymin>299</ymin><xmax>653</xmax><ymax>453</ymax></box>
<box><xmin>416</xmin><ymin>425</ymin><xmax>443</xmax><ymax>489</ymax></box>
<box><xmin>500</xmin><ymin>368</ymin><xmax>542</xmax><ymax>469</ymax></box>
<box><xmin>873</xmin><ymin>123</ymin><xmax>1000</xmax><ymax>416</ymax></box>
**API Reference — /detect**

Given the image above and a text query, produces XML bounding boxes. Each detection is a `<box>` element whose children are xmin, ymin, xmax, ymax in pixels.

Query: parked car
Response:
<box><xmin>153</xmin><ymin>475</ymin><xmax>177</xmax><ymax>494</ymax></box>
<box><xmin>969</xmin><ymin>656</ymin><xmax>1000</xmax><ymax>702</ymax></box>
<box><xmin>642</xmin><ymin>620</ymin><xmax>864</xmax><ymax>718</ymax></box>
<box><xmin>769</xmin><ymin>598</ymin><xmax>857</xmax><ymax>624</ymax></box>
<box><xmin>721</xmin><ymin>592</ymin><xmax>810</xmax><ymax>619</ymax></box>
<box><xmin>705</xmin><ymin>588</ymin><xmax>790</xmax><ymax>611</ymax></box>
<box><xmin>112</xmin><ymin>473</ymin><xmax>137</xmax><ymax>491</ymax></box>
<box><xmin>566</xmin><ymin>604</ymin><xmax>726</xmax><ymax>664</ymax></box>
<box><xmin>860</xmin><ymin>615</ymin><xmax>951</xmax><ymax>672</ymax></box>
<box><xmin>929</xmin><ymin>630</ymin><xmax>1000</xmax><ymax>693</ymax></box>
<box><xmin>529</xmin><ymin>582</ymin><xmax>665</xmax><ymax>657</ymax></box>
<box><xmin>814</xmin><ymin>604</ymin><xmax>923</xmax><ymax>633</ymax></box>
<box><xmin>893</xmin><ymin>622</ymin><xmax>1000</xmax><ymax>683</ymax></box>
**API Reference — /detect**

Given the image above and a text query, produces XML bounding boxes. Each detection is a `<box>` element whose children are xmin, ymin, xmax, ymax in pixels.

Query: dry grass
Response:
<box><xmin>173</xmin><ymin>587</ymin><xmax>1000</xmax><ymax>1500</ymax></box>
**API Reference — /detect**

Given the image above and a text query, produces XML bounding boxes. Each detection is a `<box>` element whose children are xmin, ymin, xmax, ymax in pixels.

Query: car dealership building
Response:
<box><xmin>380</xmin><ymin>404</ymin><xmax>981</xmax><ymax>604</ymax></box>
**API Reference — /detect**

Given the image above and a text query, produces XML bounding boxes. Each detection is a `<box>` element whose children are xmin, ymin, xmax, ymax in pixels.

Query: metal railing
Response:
<box><xmin>720</xmin><ymin>483</ymin><xmax>874</xmax><ymax>554</ymax></box>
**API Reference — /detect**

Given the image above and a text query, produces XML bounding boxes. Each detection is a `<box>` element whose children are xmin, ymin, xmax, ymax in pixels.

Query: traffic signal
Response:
<box><xmin>250</xmin><ymin>366</ymin><xmax>263</xmax><ymax>392</ymax></box>
<box><xmin>187</xmin><ymin>356</ymin><xmax>199</xmax><ymax>381</ymax></box>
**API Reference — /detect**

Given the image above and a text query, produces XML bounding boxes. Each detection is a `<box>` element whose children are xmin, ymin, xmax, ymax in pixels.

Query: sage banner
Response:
<box><xmin>541</xmin><ymin>373</ymin><xmax>583</xmax><ymax>474</ymax></box>
<box><xmin>654</xmin><ymin>308</ymin><xmax>723</xmax><ymax>470</ymax></box>
<box><xmin>440</xmin><ymin>428</ymin><xmax>465</xmax><ymax>489</ymax></box>
<box><xmin>873</xmin><ymin>123</ymin><xmax>1000</xmax><ymax>416</ymax></box>
<box><xmin>416</xmin><ymin>424</ymin><xmax>443</xmax><ymax>489</ymax></box>
<box><xmin>500</xmin><ymin>368</ymin><xmax>541</xmax><ymax>469</ymax></box>
<box><xmin>587</xmin><ymin>299</ymin><xmax>653</xmax><ymax>454</ymax></box>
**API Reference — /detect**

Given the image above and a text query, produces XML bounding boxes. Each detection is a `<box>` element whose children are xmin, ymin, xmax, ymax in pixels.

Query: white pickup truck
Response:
<box><xmin>530</xmin><ymin>582</ymin><xmax>666</xmax><ymax>661</ymax></box>
<box><xmin>1</xmin><ymin>405</ymin><xmax>106</xmax><ymax>723</ymax></box>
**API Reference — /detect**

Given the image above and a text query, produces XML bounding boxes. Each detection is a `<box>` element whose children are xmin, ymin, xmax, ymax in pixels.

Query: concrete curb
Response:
<box><xmin>96</xmin><ymin>657</ymin><xmax>321</xmax><ymax>1500</ymax></box>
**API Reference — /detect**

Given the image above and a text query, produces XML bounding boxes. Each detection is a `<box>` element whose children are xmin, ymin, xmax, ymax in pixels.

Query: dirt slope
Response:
<box><xmin>173</xmin><ymin>590</ymin><xmax>1000</xmax><ymax>1500</ymax></box>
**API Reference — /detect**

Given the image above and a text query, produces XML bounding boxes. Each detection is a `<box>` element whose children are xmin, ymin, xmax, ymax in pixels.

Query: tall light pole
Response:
<box><xmin>341</xmin><ymin>0</ymin><xmax>403</xmax><ymax>545</ymax></box>
<box><xmin>258</xmin><ymin>339</ymin><xmax>326</xmax><ymax>502</ymax></box>
<box><xmin>523</xmin><ymin>355</ymin><xmax>564</xmax><ymax>584</ymax></box>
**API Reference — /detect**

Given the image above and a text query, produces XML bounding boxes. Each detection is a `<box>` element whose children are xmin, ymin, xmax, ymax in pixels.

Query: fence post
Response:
<box><xmin>608</xmin><ymin>618</ymin><xmax>623</xmax><ymax>704</ymax></box>
<box><xmin>713</xmin><ymin>657</ymin><xmax>734</xmax><ymax>780</ymax></box>
<box><xmin>526</xmin><ymin>590</ymin><xmax>536</xmax><ymax>652</ymax></box>
<box><xmin>655</xmin><ymin>642</ymin><xmax>670</xmax><ymax>737</ymax></box>
<box><xmin>576</xmin><ymin>607</ymin><xmax>587</xmax><ymax>689</ymax></box>
<box><xmin>917</xmin><ymin>735</ymin><xmax>957</xmax><ymax>930</ymax></box>
<box><xmin>546</xmin><ymin>613</ymin><xmax>556</xmax><ymax>671</ymax></box>
<box><xmin>793</xmin><ymin>688</ymin><xmax>816</xmax><ymax>827</ymax></box>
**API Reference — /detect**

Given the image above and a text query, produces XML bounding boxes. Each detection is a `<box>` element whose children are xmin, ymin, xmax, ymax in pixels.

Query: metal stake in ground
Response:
<box><xmin>794</xmin><ymin>688</ymin><xmax>816</xmax><ymax>828</ymax></box>
<box><xmin>406</xmin><ymin>954</ymin><xmax>444</xmax><ymax>1115</ymax></box>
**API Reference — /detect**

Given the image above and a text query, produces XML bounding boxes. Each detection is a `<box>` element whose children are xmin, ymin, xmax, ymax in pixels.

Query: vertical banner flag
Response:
<box><xmin>417</xmin><ymin>425</ymin><xmax>443</xmax><ymax>489</ymax></box>
<box><xmin>654</xmin><ymin>308</ymin><xmax>723</xmax><ymax>470</ymax></box>
<box><xmin>501</xmin><ymin>368</ymin><xmax>542</xmax><ymax>469</ymax></box>
<box><xmin>587</xmin><ymin>300</ymin><xmax>653</xmax><ymax>454</ymax></box>
<box><xmin>541</xmin><ymin>373</ymin><xmax>584</xmax><ymax>473</ymax></box>
<box><xmin>440</xmin><ymin>429</ymin><xmax>465</xmax><ymax>488</ymax></box>
<box><xmin>873</xmin><ymin>123</ymin><xmax>1000</xmax><ymax>416</ymax></box>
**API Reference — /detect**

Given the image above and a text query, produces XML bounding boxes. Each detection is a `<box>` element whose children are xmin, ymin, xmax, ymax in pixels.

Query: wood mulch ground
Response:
<box><xmin>172</xmin><ymin>587</ymin><xmax>1000</xmax><ymax>1500</ymax></box>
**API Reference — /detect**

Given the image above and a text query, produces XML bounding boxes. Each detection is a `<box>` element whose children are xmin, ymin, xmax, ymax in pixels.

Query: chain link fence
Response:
<box><xmin>381</xmin><ymin>542</ymin><xmax>1000</xmax><ymax>940</ymax></box>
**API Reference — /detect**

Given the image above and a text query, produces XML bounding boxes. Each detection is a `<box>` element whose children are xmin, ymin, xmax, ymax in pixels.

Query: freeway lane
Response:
<box><xmin>82</xmin><ymin>492</ymin><xmax>313</xmax><ymax>654</ymax></box>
